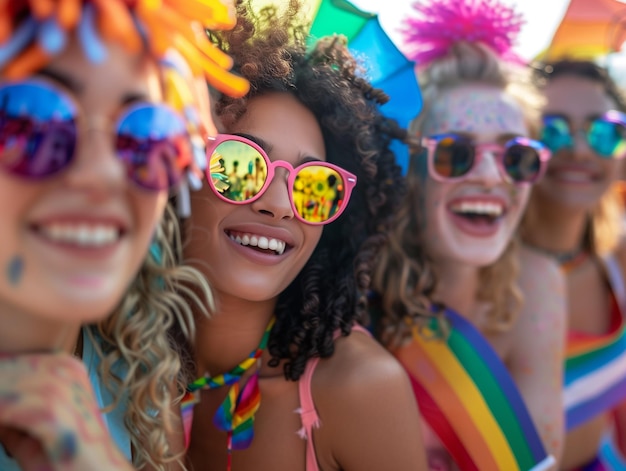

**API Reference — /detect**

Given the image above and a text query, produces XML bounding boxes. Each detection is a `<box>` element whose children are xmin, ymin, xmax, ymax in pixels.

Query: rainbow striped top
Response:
<box><xmin>394</xmin><ymin>307</ymin><xmax>554</xmax><ymax>471</ymax></box>
<box><xmin>565</xmin><ymin>297</ymin><xmax>626</xmax><ymax>430</ymax></box>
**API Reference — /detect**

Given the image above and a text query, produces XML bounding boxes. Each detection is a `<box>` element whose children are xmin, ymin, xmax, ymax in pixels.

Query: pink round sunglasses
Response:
<box><xmin>205</xmin><ymin>134</ymin><xmax>357</xmax><ymax>225</ymax></box>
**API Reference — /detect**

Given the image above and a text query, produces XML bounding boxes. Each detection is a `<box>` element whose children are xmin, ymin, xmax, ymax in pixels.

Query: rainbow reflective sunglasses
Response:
<box><xmin>206</xmin><ymin>134</ymin><xmax>357</xmax><ymax>225</ymax></box>
<box><xmin>0</xmin><ymin>79</ymin><xmax>193</xmax><ymax>191</ymax></box>
<box><xmin>421</xmin><ymin>133</ymin><xmax>551</xmax><ymax>184</ymax></box>
<box><xmin>541</xmin><ymin>111</ymin><xmax>626</xmax><ymax>159</ymax></box>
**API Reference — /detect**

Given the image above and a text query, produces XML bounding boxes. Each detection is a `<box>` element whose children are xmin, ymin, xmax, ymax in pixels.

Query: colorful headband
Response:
<box><xmin>402</xmin><ymin>0</ymin><xmax>524</xmax><ymax>68</ymax></box>
<box><xmin>0</xmin><ymin>0</ymin><xmax>251</xmax><ymax>216</ymax></box>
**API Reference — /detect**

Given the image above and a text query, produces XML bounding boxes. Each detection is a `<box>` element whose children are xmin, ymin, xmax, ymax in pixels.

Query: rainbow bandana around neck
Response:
<box><xmin>564</xmin><ymin>300</ymin><xmax>626</xmax><ymax>431</ymax></box>
<box><xmin>395</xmin><ymin>307</ymin><xmax>554</xmax><ymax>471</ymax></box>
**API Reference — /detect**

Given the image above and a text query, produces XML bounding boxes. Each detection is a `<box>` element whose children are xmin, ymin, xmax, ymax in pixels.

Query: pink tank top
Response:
<box><xmin>296</xmin><ymin>325</ymin><xmax>370</xmax><ymax>471</ymax></box>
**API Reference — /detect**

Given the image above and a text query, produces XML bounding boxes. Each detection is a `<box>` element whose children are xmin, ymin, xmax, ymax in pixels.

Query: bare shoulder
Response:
<box><xmin>310</xmin><ymin>328</ymin><xmax>427</xmax><ymax>470</ymax></box>
<box><xmin>512</xmin><ymin>244</ymin><xmax>567</xmax><ymax>349</ymax></box>
<box><xmin>313</xmin><ymin>328</ymin><xmax>411</xmax><ymax>396</ymax></box>
<box><xmin>518</xmin><ymin>244</ymin><xmax>564</xmax><ymax>289</ymax></box>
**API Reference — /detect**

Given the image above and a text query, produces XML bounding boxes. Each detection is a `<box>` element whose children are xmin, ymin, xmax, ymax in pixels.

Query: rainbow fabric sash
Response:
<box><xmin>181</xmin><ymin>390</ymin><xmax>199</xmax><ymax>449</ymax></box>
<box><xmin>564</xmin><ymin>302</ymin><xmax>626</xmax><ymax>431</ymax></box>
<box><xmin>395</xmin><ymin>308</ymin><xmax>554</xmax><ymax>471</ymax></box>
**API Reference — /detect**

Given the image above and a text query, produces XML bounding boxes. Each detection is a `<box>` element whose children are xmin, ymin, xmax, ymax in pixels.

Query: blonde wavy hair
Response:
<box><xmin>88</xmin><ymin>204</ymin><xmax>212</xmax><ymax>470</ymax></box>
<box><xmin>373</xmin><ymin>42</ymin><xmax>539</xmax><ymax>348</ymax></box>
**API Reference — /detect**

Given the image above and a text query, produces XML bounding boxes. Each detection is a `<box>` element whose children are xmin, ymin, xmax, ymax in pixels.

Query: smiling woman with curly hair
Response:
<box><xmin>178</xmin><ymin>1</ymin><xmax>427</xmax><ymax>470</ymax></box>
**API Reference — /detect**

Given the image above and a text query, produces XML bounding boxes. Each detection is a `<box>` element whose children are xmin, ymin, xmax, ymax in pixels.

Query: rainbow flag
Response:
<box><xmin>394</xmin><ymin>308</ymin><xmax>554</xmax><ymax>471</ymax></box>
<box><xmin>564</xmin><ymin>301</ymin><xmax>626</xmax><ymax>430</ymax></box>
<box><xmin>181</xmin><ymin>390</ymin><xmax>199</xmax><ymax>449</ymax></box>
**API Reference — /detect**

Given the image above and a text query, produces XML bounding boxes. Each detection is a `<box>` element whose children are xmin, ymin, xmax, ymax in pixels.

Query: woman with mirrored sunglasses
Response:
<box><xmin>521</xmin><ymin>59</ymin><xmax>626</xmax><ymax>471</ymax></box>
<box><xmin>0</xmin><ymin>1</ymin><xmax>248</xmax><ymax>470</ymax></box>
<box><xmin>175</xmin><ymin>1</ymin><xmax>428</xmax><ymax>470</ymax></box>
<box><xmin>372</xmin><ymin>1</ymin><xmax>567</xmax><ymax>470</ymax></box>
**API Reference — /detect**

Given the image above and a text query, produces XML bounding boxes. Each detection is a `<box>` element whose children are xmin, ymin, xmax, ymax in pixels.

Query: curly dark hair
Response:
<box><xmin>209</xmin><ymin>0</ymin><xmax>407</xmax><ymax>381</ymax></box>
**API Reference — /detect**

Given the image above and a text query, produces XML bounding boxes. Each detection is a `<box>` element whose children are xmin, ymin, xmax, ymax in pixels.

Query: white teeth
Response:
<box><xmin>257</xmin><ymin>237</ymin><xmax>269</xmax><ymax>250</ymax></box>
<box><xmin>228</xmin><ymin>232</ymin><xmax>287</xmax><ymax>255</ymax></box>
<box><xmin>39</xmin><ymin>224</ymin><xmax>120</xmax><ymax>247</ymax></box>
<box><xmin>451</xmin><ymin>201</ymin><xmax>504</xmax><ymax>217</ymax></box>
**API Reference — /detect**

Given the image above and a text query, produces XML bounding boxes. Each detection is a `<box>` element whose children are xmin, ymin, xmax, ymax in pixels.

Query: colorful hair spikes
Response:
<box><xmin>0</xmin><ymin>0</ymin><xmax>249</xmax><ymax>97</ymax></box>
<box><xmin>402</xmin><ymin>0</ymin><xmax>524</xmax><ymax>68</ymax></box>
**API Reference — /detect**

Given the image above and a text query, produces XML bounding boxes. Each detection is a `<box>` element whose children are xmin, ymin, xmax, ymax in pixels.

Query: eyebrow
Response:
<box><xmin>234</xmin><ymin>132</ymin><xmax>324</xmax><ymax>164</ymax></box>
<box><xmin>497</xmin><ymin>132</ymin><xmax>523</xmax><ymax>143</ymax></box>
<box><xmin>447</xmin><ymin>131</ymin><xmax>524</xmax><ymax>143</ymax></box>
<box><xmin>236</xmin><ymin>133</ymin><xmax>273</xmax><ymax>154</ymax></box>
<box><xmin>37</xmin><ymin>68</ymin><xmax>148</xmax><ymax>106</ymax></box>
<box><xmin>121</xmin><ymin>92</ymin><xmax>149</xmax><ymax>107</ymax></box>
<box><xmin>37</xmin><ymin>67</ymin><xmax>83</xmax><ymax>94</ymax></box>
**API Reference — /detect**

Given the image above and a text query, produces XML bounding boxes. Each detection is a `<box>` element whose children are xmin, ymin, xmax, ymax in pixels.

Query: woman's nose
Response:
<box><xmin>250</xmin><ymin>168</ymin><xmax>295</xmax><ymax>221</ymax></box>
<box><xmin>63</xmin><ymin>124</ymin><xmax>127</xmax><ymax>196</ymax></box>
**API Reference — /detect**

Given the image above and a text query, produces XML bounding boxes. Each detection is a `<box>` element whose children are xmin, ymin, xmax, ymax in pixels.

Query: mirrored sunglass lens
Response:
<box><xmin>116</xmin><ymin>104</ymin><xmax>189</xmax><ymax>190</ymax></box>
<box><xmin>541</xmin><ymin>116</ymin><xmax>572</xmax><ymax>153</ymax></box>
<box><xmin>0</xmin><ymin>82</ymin><xmax>76</xmax><ymax>178</ymax></box>
<box><xmin>293</xmin><ymin>165</ymin><xmax>345</xmax><ymax>223</ymax></box>
<box><xmin>504</xmin><ymin>144</ymin><xmax>541</xmax><ymax>182</ymax></box>
<box><xmin>209</xmin><ymin>140</ymin><xmax>267</xmax><ymax>201</ymax></box>
<box><xmin>433</xmin><ymin>136</ymin><xmax>473</xmax><ymax>178</ymax></box>
<box><xmin>588</xmin><ymin>119</ymin><xmax>626</xmax><ymax>158</ymax></box>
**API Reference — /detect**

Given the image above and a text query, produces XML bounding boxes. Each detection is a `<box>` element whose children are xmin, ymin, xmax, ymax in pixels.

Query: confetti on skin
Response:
<box><xmin>6</xmin><ymin>256</ymin><xmax>24</xmax><ymax>285</ymax></box>
<box><xmin>53</xmin><ymin>430</ymin><xmax>78</xmax><ymax>463</ymax></box>
<box><xmin>423</xmin><ymin>88</ymin><xmax>527</xmax><ymax>137</ymax></box>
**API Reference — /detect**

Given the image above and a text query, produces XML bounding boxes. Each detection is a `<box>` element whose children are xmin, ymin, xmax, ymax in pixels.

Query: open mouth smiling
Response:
<box><xmin>448</xmin><ymin>200</ymin><xmax>506</xmax><ymax>224</ymax></box>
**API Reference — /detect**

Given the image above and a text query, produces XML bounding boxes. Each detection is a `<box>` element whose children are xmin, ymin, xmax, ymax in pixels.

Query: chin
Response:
<box><xmin>455</xmin><ymin>252</ymin><xmax>504</xmax><ymax>268</ymax></box>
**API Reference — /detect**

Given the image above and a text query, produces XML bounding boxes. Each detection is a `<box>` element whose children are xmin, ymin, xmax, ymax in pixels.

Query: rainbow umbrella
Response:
<box><xmin>255</xmin><ymin>0</ymin><xmax>422</xmax><ymax>173</ymax></box>
<box><xmin>540</xmin><ymin>0</ymin><xmax>626</xmax><ymax>60</ymax></box>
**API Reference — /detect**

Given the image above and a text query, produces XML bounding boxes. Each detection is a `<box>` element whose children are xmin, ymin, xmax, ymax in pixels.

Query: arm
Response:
<box><xmin>508</xmin><ymin>247</ymin><xmax>567</xmax><ymax>467</ymax></box>
<box><xmin>314</xmin><ymin>334</ymin><xmax>428</xmax><ymax>471</ymax></box>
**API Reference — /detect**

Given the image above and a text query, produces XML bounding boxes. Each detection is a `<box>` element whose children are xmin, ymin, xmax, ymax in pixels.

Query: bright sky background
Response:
<box><xmin>349</xmin><ymin>0</ymin><xmax>571</xmax><ymax>61</ymax></box>
<box><xmin>255</xmin><ymin>0</ymin><xmax>626</xmax><ymax>85</ymax></box>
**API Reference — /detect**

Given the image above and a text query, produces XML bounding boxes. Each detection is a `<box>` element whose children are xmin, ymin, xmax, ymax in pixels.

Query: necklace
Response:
<box><xmin>188</xmin><ymin>317</ymin><xmax>275</xmax><ymax>470</ymax></box>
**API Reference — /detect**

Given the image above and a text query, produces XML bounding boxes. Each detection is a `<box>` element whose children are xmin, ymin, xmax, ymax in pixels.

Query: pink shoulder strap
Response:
<box><xmin>296</xmin><ymin>325</ymin><xmax>370</xmax><ymax>471</ymax></box>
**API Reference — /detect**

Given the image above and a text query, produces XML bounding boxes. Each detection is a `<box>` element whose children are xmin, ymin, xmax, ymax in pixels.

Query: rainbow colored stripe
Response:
<box><xmin>181</xmin><ymin>390</ymin><xmax>198</xmax><ymax>449</ymax></box>
<box><xmin>395</xmin><ymin>308</ymin><xmax>553</xmax><ymax>471</ymax></box>
<box><xmin>564</xmin><ymin>304</ymin><xmax>626</xmax><ymax>430</ymax></box>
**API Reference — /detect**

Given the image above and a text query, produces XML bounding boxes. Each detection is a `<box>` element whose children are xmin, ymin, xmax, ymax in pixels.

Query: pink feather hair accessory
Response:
<box><xmin>402</xmin><ymin>0</ymin><xmax>525</xmax><ymax>67</ymax></box>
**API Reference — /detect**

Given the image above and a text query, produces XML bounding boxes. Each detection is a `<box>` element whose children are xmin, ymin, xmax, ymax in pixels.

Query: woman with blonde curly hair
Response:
<box><xmin>178</xmin><ymin>1</ymin><xmax>428</xmax><ymax>470</ymax></box>
<box><xmin>521</xmin><ymin>60</ymin><xmax>626</xmax><ymax>470</ymax></box>
<box><xmin>372</xmin><ymin>1</ymin><xmax>567</xmax><ymax>469</ymax></box>
<box><xmin>0</xmin><ymin>1</ymin><xmax>247</xmax><ymax>470</ymax></box>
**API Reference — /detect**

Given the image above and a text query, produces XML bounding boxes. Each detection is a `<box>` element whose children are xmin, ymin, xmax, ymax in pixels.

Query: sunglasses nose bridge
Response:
<box><xmin>250</xmin><ymin>161</ymin><xmax>295</xmax><ymax>221</ymax></box>
<box><xmin>69</xmin><ymin>123</ymin><xmax>127</xmax><ymax>192</ymax></box>
<box><xmin>472</xmin><ymin>145</ymin><xmax>505</xmax><ymax>184</ymax></box>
